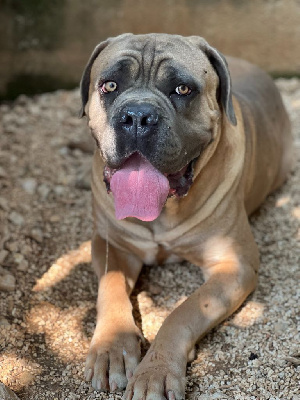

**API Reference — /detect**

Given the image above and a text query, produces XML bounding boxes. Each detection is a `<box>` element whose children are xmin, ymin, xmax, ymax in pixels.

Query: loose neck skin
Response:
<box><xmin>152</xmin><ymin>99</ymin><xmax>245</xmax><ymax>238</ymax></box>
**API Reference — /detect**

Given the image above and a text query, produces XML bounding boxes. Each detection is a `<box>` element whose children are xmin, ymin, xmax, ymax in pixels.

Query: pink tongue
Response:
<box><xmin>110</xmin><ymin>153</ymin><xmax>169</xmax><ymax>221</ymax></box>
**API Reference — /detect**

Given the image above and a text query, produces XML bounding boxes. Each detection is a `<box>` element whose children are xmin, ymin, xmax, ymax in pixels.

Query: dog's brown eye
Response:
<box><xmin>101</xmin><ymin>81</ymin><xmax>117</xmax><ymax>93</ymax></box>
<box><xmin>175</xmin><ymin>85</ymin><xmax>191</xmax><ymax>96</ymax></box>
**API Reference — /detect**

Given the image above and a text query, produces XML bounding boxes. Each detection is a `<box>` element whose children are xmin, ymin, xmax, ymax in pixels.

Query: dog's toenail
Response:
<box><xmin>126</xmin><ymin>370</ymin><xmax>133</xmax><ymax>379</ymax></box>
<box><xmin>110</xmin><ymin>380</ymin><xmax>117</xmax><ymax>391</ymax></box>
<box><xmin>85</xmin><ymin>368</ymin><xmax>92</xmax><ymax>381</ymax></box>
<box><xmin>96</xmin><ymin>379</ymin><xmax>102</xmax><ymax>391</ymax></box>
<box><xmin>168</xmin><ymin>391</ymin><xmax>176</xmax><ymax>400</ymax></box>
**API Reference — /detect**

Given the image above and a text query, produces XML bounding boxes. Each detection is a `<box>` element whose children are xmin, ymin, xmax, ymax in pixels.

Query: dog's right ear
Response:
<box><xmin>79</xmin><ymin>39</ymin><xmax>111</xmax><ymax>118</ymax></box>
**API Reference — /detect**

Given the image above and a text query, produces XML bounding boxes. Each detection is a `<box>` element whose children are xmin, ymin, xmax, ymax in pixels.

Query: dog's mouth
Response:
<box><xmin>103</xmin><ymin>152</ymin><xmax>195</xmax><ymax>221</ymax></box>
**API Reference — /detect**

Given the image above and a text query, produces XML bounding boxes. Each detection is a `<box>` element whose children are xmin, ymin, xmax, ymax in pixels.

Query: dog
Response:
<box><xmin>79</xmin><ymin>33</ymin><xmax>292</xmax><ymax>399</ymax></box>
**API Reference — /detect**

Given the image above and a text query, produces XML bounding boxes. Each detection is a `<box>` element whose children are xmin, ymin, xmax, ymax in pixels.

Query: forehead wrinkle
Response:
<box><xmin>98</xmin><ymin>54</ymin><xmax>141</xmax><ymax>83</ymax></box>
<box><xmin>153</xmin><ymin>57</ymin><xmax>173</xmax><ymax>80</ymax></box>
<box><xmin>140</xmin><ymin>38</ymin><xmax>157</xmax><ymax>85</ymax></box>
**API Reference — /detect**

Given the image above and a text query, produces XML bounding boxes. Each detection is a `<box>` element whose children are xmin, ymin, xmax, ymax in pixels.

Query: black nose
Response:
<box><xmin>119</xmin><ymin>103</ymin><xmax>159</xmax><ymax>136</ymax></box>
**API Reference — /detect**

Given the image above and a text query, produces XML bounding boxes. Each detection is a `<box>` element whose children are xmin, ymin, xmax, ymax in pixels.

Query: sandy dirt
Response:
<box><xmin>0</xmin><ymin>79</ymin><xmax>299</xmax><ymax>400</ymax></box>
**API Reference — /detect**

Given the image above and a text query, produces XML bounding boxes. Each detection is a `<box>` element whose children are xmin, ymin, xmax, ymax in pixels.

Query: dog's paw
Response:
<box><xmin>85</xmin><ymin>329</ymin><xmax>142</xmax><ymax>392</ymax></box>
<box><xmin>123</xmin><ymin>349</ymin><xmax>186</xmax><ymax>400</ymax></box>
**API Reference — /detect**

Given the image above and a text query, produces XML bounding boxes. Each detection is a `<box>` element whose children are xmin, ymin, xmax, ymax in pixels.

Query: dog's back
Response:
<box><xmin>228</xmin><ymin>57</ymin><xmax>293</xmax><ymax>214</ymax></box>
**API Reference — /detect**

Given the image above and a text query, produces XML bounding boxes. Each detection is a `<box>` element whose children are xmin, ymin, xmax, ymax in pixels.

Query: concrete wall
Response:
<box><xmin>1</xmin><ymin>0</ymin><xmax>300</xmax><ymax>100</ymax></box>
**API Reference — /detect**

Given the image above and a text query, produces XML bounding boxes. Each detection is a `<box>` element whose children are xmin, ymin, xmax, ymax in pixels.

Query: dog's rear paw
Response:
<box><xmin>85</xmin><ymin>329</ymin><xmax>142</xmax><ymax>392</ymax></box>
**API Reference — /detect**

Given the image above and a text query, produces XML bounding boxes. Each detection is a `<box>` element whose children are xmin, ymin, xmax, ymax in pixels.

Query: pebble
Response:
<box><xmin>8</xmin><ymin>211</ymin><xmax>24</xmax><ymax>226</ymax></box>
<box><xmin>21</xmin><ymin>178</ymin><xmax>37</xmax><ymax>194</ymax></box>
<box><xmin>0</xmin><ymin>317</ymin><xmax>10</xmax><ymax>327</ymax></box>
<box><xmin>59</xmin><ymin>146</ymin><xmax>69</xmax><ymax>156</ymax></box>
<box><xmin>0</xmin><ymin>249</ymin><xmax>9</xmax><ymax>264</ymax></box>
<box><xmin>54</xmin><ymin>185</ymin><xmax>65</xmax><ymax>196</ymax></box>
<box><xmin>13</xmin><ymin>253</ymin><xmax>24</xmax><ymax>264</ymax></box>
<box><xmin>0</xmin><ymin>383</ymin><xmax>20</xmax><ymax>400</ymax></box>
<box><xmin>28</xmin><ymin>104</ymin><xmax>40</xmax><ymax>116</ymax></box>
<box><xmin>76</xmin><ymin>172</ymin><xmax>91</xmax><ymax>190</ymax></box>
<box><xmin>49</xmin><ymin>215</ymin><xmax>60</xmax><ymax>222</ymax></box>
<box><xmin>0</xmin><ymin>273</ymin><xmax>16</xmax><ymax>291</ymax></box>
<box><xmin>0</xmin><ymin>165</ymin><xmax>7</xmax><ymax>178</ymax></box>
<box><xmin>273</xmin><ymin>321</ymin><xmax>289</xmax><ymax>333</ymax></box>
<box><xmin>0</xmin><ymin>196</ymin><xmax>9</xmax><ymax>211</ymax></box>
<box><xmin>15</xmin><ymin>94</ymin><xmax>29</xmax><ymax>105</ymax></box>
<box><xmin>29</xmin><ymin>228</ymin><xmax>44</xmax><ymax>243</ymax></box>
<box><xmin>17</xmin><ymin>259</ymin><xmax>29</xmax><ymax>272</ymax></box>
<box><xmin>5</xmin><ymin>241</ymin><xmax>19</xmax><ymax>253</ymax></box>
<box><xmin>148</xmin><ymin>283</ymin><xmax>163</xmax><ymax>295</ymax></box>
<box><xmin>37</xmin><ymin>183</ymin><xmax>51</xmax><ymax>200</ymax></box>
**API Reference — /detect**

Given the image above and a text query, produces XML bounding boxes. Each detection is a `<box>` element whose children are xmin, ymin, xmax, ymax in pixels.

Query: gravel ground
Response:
<box><xmin>0</xmin><ymin>79</ymin><xmax>299</xmax><ymax>400</ymax></box>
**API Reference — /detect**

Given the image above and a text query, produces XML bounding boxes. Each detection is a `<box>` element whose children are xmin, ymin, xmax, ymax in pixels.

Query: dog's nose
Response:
<box><xmin>120</xmin><ymin>103</ymin><xmax>159</xmax><ymax>136</ymax></box>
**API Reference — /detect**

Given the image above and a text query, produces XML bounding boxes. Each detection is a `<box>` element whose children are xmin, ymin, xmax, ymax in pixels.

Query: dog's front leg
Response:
<box><xmin>124</xmin><ymin>233</ymin><xmax>259</xmax><ymax>400</ymax></box>
<box><xmin>85</xmin><ymin>232</ymin><xmax>143</xmax><ymax>392</ymax></box>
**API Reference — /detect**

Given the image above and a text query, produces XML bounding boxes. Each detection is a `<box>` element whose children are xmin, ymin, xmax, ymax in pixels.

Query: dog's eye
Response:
<box><xmin>175</xmin><ymin>85</ymin><xmax>192</xmax><ymax>96</ymax></box>
<box><xmin>101</xmin><ymin>81</ymin><xmax>117</xmax><ymax>93</ymax></box>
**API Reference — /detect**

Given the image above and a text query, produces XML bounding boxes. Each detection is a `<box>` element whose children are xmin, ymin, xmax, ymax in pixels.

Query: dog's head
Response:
<box><xmin>80</xmin><ymin>33</ymin><xmax>236</xmax><ymax>221</ymax></box>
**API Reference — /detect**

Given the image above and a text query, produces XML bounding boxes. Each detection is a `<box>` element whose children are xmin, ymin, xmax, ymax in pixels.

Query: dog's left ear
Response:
<box><xmin>79</xmin><ymin>39</ymin><xmax>111</xmax><ymax>118</ymax></box>
<box><xmin>188</xmin><ymin>36</ymin><xmax>237</xmax><ymax>126</ymax></box>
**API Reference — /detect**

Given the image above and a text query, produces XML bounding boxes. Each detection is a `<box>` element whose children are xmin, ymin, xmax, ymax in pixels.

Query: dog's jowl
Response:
<box><xmin>79</xmin><ymin>34</ymin><xmax>292</xmax><ymax>399</ymax></box>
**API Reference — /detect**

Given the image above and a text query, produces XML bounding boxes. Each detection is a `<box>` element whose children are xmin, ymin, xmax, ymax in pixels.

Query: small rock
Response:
<box><xmin>0</xmin><ymin>104</ymin><xmax>10</xmax><ymax>113</ymax></box>
<box><xmin>54</xmin><ymin>185</ymin><xmax>65</xmax><ymax>196</ymax></box>
<box><xmin>249</xmin><ymin>352</ymin><xmax>259</xmax><ymax>360</ymax></box>
<box><xmin>0</xmin><ymin>196</ymin><xmax>9</xmax><ymax>211</ymax></box>
<box><xmin>76</xmin><ymin>174</ymin><xmax>91</xmax><ymax>190</ymax></box>
<box><xmin>211</xmin><ymin>394</ymin><xmax>228</xmax><ymax>399</ymax></box>
<box><xmin>29</xmin><ymin>228</ymin><xmax>43</xmax><ymax>243</ymax></box>
<box><xmin>285</xmin><ymin>353</ymin><xmax>300</xmax><ymax>366</ymax></box>
<box><xmin>5</xmin><ymin>241</ymin><xmax>19</xmax><ymax>253</ymax></box>
<box><xmin>0</xmin><ymin>383</ymin><xmax>21</xmax><ymax>400</ymax></box>
<box><xmin>2</xmin><ymin>113</ymin><xmax>16</xmax><ymax>126</ymax></box>
<box><xmin>17</xmin><ymin>259</ymin><xmax>29</xmax><ymax>272</ymax></box>
<box><xmin>28</xmin><ymin>104</ymin><xmax>40</xmax><ymax>116</ymax></box>
<box><xmin>49</xmin><ymin>215</ymin><xmax>60</xmax><ymax>223</ymax></box>
<box><xmin>0</xmin><ymin>317</ymin><xmax>10</xmax><ymax>327</ymax></box>
<box><xmin>59</xmin><ymin>146</ymin><xmax>69</xmax><ymax>156</ymax></box>
<box><xmin>148</xmin><ymin>283</ymin><xmax>163</xmax><ymax>295</ymax></box>
<box><xmin>16</xmin><ymin>94</ymin><xmax>29</xmax><ymax>105</ymax></box>
<box><xmin>274</xmin><ymin>321</ymin><xmax>289</xmax><ymax>333</ymax></box>
<box><xmin>20</xmin><ymin>244</ymin><xmax>32</xmax><ymax>257</ymax></box>
<box><xmin>0</xmin><ymin>273</ymin><xmax>16</xmax><ymax>291</ymax></box>
<box><xmin>13</xmin><ymin>253</ymin><xmax>24</xmax><ymax>264</ymax></box>
<box><xmin>0</xmin><ymin>249</ymin><xmax>9</xmax><ymax>264</ymax></box>
<box><xmin>21</xmin><ymin>178</ymin><xmax>37</xmax><ymax>194</ymax></box>
<box><xmin>37</xmin><ymin>183</ymin><xmax>50</xmax><ymax>200</ymax></box>
<box><xmin>0</xmin><ymin>166</ymin><xmax>7</xmax><ymax>178</ymax></box>
<box><xmin>8</xmin><ymin>211</ymin><xmax>24</xmax><ymax>226</ymax></box>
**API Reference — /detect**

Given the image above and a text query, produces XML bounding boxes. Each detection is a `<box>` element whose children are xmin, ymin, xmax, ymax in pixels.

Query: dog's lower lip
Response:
<box><xmin>103</xmin><ymin>158</ymin><xmax>195</xmax><ymax>198</ymax></box>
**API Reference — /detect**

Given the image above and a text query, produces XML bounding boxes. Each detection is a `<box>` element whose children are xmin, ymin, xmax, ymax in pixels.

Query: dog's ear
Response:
<box><xmin>188</xmin><ymin>36</ymin><xmax>237</xmax><ymax>126</ymax></box>
<box><xmin>79</xmin><ymin>39</ymin><xmax>111</xmax><ymax>118</ymax></box>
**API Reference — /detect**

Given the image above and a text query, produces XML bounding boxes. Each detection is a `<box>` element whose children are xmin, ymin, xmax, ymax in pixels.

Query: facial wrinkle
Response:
<box><xmin>140</xmin><ymin>38</ymin><xmax>157</xmax><ymax>86</ymax></box>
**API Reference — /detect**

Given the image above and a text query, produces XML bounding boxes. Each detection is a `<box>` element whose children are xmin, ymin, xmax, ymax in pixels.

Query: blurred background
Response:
<box><xmin>0</xmin><ymin>0</ymin><xmax>300</xmax><ymax>101</ymax></box>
